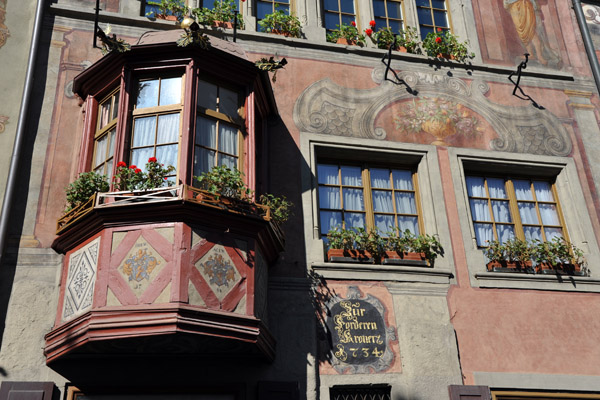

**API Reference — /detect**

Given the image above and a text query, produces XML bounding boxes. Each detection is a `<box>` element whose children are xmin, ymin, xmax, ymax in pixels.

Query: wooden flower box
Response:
<box><xmin>486</xmin><ymin>260</ymin><xmax>532</xmax><ymax>273</ymax></box>
<box><xmin>535</xmin><ymin>262</ymin><xmax>585</xmax><ymax>276</ymax></box>
<box><xmin>382</xmin><ymin>251</ymin><xmax>428</xmax><ymax>267</ymax></box>
<box><xmin>327</xmin><ymin>249</ymin><xmax>373</xmax><ymax>263</ymax></box>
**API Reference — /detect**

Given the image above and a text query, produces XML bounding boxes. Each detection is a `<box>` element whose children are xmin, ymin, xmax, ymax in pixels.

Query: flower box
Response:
<box><xmin>535</xmin><ymin>262</ymin><xmax>585</xmax><ymax>276</ymax></box>
<box><xmin>213</xmin><ymin>20</ymin><xmax>233</xmax><ymax>29</ymax></box>
<box><xmin>327</xmin><ymin>249</ymin><xmax>373</xmax><ymax>263</ymax></box>
<box><xmin>382</xmin><ymin>251</ymin><xmax>428</xmax><ymax>266</ymax></box>
<box><xmin>486</xmin><ymin>260</ymin><xmax>532</xmax><ymax>273</ymax></box>
<box><xmin>156</xmin><ymin>14</ymin><xmax>178</xmax><ymax>21</ymax></box>
<box><xmin>336</xmin><ymin>38</ymin><xmax>356</xmax><ymax>46</ymax></box>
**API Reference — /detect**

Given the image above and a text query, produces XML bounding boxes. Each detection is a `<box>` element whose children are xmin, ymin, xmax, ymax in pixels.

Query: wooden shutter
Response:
<box><xmin>448</xmin><ymin>385</ymin><xmax>491</xmax><ymax>400</ymax></box>
<box><xmin>0</xmin><ymin>382</ymin><xmax>59</xmax><ymax>400</ymax></box>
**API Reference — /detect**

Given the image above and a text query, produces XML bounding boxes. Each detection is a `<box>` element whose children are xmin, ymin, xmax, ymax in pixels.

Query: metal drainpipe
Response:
<box><xmin>0</xmin><ymin>0</ymin><xmax>46</xmax><ymax>267</ymax></box>
<box><xmin>573</xmin><ymin>0</ymin><xmax>600</xmax><ymax>95</ymax></box>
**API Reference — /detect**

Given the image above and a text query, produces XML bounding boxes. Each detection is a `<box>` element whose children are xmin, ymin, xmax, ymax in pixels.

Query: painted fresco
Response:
<box><xmin>583</xmin><ymin>2</ymin><xmax>600</xmax><ymax>57</ymax></box>
<box><xmin>473</xmin><ymin>0</ymin><xmax>575</xmax><ymax>71</ymax></box>
<box><xmin>0</xmin><ymin>0</ymin><xmax>9</xmax><ymax>49</ymax></box>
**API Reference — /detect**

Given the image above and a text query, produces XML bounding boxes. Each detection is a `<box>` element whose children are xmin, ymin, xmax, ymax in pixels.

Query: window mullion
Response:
<box><xmin>363</xmin><ymin>166</ymin><xmax>375</xmax><ymax>231</ymax></box>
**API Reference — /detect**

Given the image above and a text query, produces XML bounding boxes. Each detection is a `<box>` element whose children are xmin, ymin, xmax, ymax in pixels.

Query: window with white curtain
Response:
<box><xmin>466</xmin><ymin>176</ymin><xmax>567</xmax><ymax>247</ymax></box>
<box><xmin>317</xmin><ymin>163</ymin><xmax>421</xmax><ymax>239</ymax></box>
<box><xmin>194</xmin><ymin>79</ymin><xmax>241</xmax><ymax>178</ymax></box>
<box><xmin>131</xmin><ymin>76</ymin><xmax>183</xmax><ymax>182</ymax></box>
<box><xmin>93</xmin><ymin>89</ymin><xmax>119</xmax><ymax>177</ymax></box>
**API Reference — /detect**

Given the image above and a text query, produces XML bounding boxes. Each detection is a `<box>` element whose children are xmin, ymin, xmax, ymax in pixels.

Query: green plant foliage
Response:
<box><xmin>259</xmin><ymin>193</ymin><xmax>293</xmax><ymax>224</ymax></box>
<box><xmin>146</xmin><ymin>0</ymin><xmax>188</xmax><ymax>21</ymax></box>
<box><xmin>532</xmin><ymin>236</ymin><xmax>585</xmax><ymax>266</ymax></box>
<box><xmin>326</xmin><ymin>226</ymin><xmax>356</xmax><ymax>251</ymax></box>
<box><xmin>195</xmin><ymin>166</ymin><xmax>253</xmax><ymax>200</ymax></box>
<box><xmin>65</xmin><ymin>171</ymin><xmax>110</xmax><ymax>211</ymax></box>
<box><xmin>191</xmin><ymin>0</ymin><xmax>244</xmax><ymax>28</ymax></box>
<box><xmin>258</xmin><ymin>6</ymin><xmax>302</xmax><ymax>38</ymax></box>
<box><xmin>367</xmin><ymin>26</ymin><xmax>421</xmax><ymax>54</ymax></box>
<box><xmin>327</xmin><ymin>21</ymin><xmax>365</xmax><ymax>45</ymax></box>
<box><xmin>112</xmin><ymin>159</ymin><xmax>175</xmax><ymax>191</ymax></box>
<box><xmin>422</xmin><ymin>29</ymin><xmax>474</xmax><ymax>62</ymax></box>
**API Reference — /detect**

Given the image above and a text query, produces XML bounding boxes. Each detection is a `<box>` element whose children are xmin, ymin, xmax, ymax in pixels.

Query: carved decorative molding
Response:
<box><xmin>0</xmin><ymin>115</ymin><xmax>7</xmax><ymax>133</ymax></box>
<box><xmin>0</xmin><ymin>0</ymin><xmax>9</xmax><ymax>49</ymax></box>
<box><xmin>294</xmin><ymin>65</ymin><xmax>572</xmax><ymax>156</ymax></box>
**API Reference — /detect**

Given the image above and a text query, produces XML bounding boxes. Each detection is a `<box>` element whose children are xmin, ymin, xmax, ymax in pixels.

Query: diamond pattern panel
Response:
<box><xmin>62</xmin><ymin>237</ymin><xmax>100</xmax><ymax>322</ymax></box>
<box><xmin>195</xmin><ymin>243</ymin><xmax>241</xmax><ymax>302</ymax></box>
<box><xmin>118</xmin><ymin>236</ymin><xmax>166</xmax><ymax>298</ymax></box>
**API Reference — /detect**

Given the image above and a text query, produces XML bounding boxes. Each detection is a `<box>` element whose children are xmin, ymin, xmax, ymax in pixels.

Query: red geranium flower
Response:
<box><xmin>117</xmin><ymin>161</ymin><xmax>127</xmax><ymax>168</ymax></box>
<box><xmin>435</xmin><ymin>36</ymin><xmax>442</xmax><ymax>43</ymax></box>
<box><xmin>350</xmin><ymin>21</ymin><xmax>356</xmax><ymax>27</ymax></box>
<box><xmin>437</xmin><ymin>28</ymin><xmax>443</xmax><ymax>32</ymax></box>
<box><xmin>129</xmin><ymin>165</ymin><xmax>137</xmax><ymax>170</ymax></box>
<box><xmin>369</xmin><ymin>20</ymin><xmax>376</xmax><ymax>27</ymax></box>
<box><xmin>365</xmin><ymin>28</ymin><xmax>373</xmax><ymax>36</ymax></box>
<box><xmin>135</xmin><ymin>168</ymin><xmax>142</xmax><ymax>174</ymax></box>
<box><xmin>148</xmin><ymin>157</ymin><xmax>157</xmax><ymax>163</ymax></box>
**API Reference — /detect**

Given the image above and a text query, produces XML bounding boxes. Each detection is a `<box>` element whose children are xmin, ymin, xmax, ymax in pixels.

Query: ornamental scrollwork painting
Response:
<box><xmin>0</xmin><ymin>115</ymin><xmax>7</xmax><ymax>133</ymax></box>
<box><xmin>294</xmin><ymin>66</ymin><xmax>572</xmax><ymax>157</ymax></box>
<box><xmin>0</xmin><ymin>0</ymin><xmax>9</xmax><ymax>49</ymax></box>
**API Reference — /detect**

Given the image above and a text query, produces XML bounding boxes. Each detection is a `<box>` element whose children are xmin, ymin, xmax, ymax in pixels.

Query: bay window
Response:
<box><xmin>466</xmin><ymin>176</ymin><xmax>567</xmax><ymax>247</ymax></box>
<box><xmin>92</xmin><ymin>89</ymin><xmax>119</xmax><ymax>176</ymax></box>
<box><xmin>317</xmin><ymin>163</ymin><xmax>421</xmax><ymax>239</ymax></box>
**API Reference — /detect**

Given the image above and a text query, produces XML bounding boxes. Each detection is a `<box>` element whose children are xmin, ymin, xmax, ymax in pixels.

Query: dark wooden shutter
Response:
<box><xmin>257</xmin><ymin>381</ymin><xmax>299</xmax><ymax>400</ymax></box>
<box><xmin>0</xmin><ymin>382</ymin><xmax>59</xmax><ymax>400</ymax></box>
<box><xmin>448</xmin><ymin>385</ymin><xmax>491</xmax><ymax>400</ymax></box>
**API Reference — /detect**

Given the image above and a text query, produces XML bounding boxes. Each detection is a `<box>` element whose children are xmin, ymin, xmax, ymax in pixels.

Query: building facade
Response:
<box><xmin>2</xmin><ymin>1</ymin><xmax>600</xmax><ymax>399</ymax></box>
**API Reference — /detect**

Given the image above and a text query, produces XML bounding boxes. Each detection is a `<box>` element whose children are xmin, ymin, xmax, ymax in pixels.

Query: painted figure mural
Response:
<box><xmin>503</xmin><ymin>0</ymin><xmax>560</xmax><ymax>66</ymax></box>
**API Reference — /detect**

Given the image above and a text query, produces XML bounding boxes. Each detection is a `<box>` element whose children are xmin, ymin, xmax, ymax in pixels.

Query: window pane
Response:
<box><xmin>131</xmin><ymin>147</ymin><xmax>154</xmax><ymax>170</ymax></box>
<box><xmin>219</xmin><ymin>123</ymin><xmax>238</xmax><ymax>155</ymax></box>
<box><xmin>197</xmin><ymin>80</ymin><xmax>218</xmax><ymax>110</ymax></box>
<box><xmin>319</xmin><ymin>187</ymin><xmax>341</xmax><ymax>209</ymax></box>
<box><xmin>545</xmin><ymin>227</ymin><xmax>563</xmax><ymax>241</ymax></box>
<box><xmin>136</xmin><ymin>79</ymin><xmax>159</xmax><ymax>108</ymax></box>
<box><xmin>389</xmin><ymin>20</ymin><xmax>402</xmax><ymax>33</ymax></box>
<box><xmin>523</xmin><ymin>226</ymin><xmax>542</xmax><ymax>241</ymax></box>
<box><xmin>341</xmin><ymin>166</ymin><xmax>362</xmax><ymax>186</ymax></box>
<box><xmin>372</xmin><ymin>190</ymin><xmax>393</xmax><ymax>212</ymax></box>
<box><xmin>416</xmin><ymin>0</ymin><xmax>430</xmax><ymax>6</ymax></box>
<box><xmin>318</xmin><ymin>164</ymin><xmax>339</xmax><ymax>184</ymax></box>
<box><xmin>95</xmin><ymin>135</ymin><xmax>108</xmax><ymax>168</ymax></box>
<box><xmin>157</xmin><ymin>113</ymin><xmax>180</xmax><ymax>144</ymax></box>
<box><xmin>324</xmin><ymin>12</ymin><xmax>340</xmax><ymax>30</ymax></box>
<box><xmin>518</xmin><ymin>202</ymin><xmax>539</xmax><ymax>224</ymax></box>
<box><xmin>433</xmin><ymin>10</ymin><xmax>448</xmax><ymax>27</ymax></box>
<box><xmin>108</xmin><ymin>128</ymin><xmax>116</xmax><ymax>157</ymax></box>
<box><xmin>470</xmin><ymin>199</ymin><xmax>491</xmax><ymax>221</ymax></box>
<box><xmin>341</xmin><ymin>14</ymin><xmax>354</xmax><ymax>25</ymax></box>
<box><xmin>194</xmin><ymin>148</ymin><xmax>216</xmax><ymax>176</ymax></box>
<box><xmin>371</xmin><ymin>169</ymin><xmax>391</xmax><ymax>188</ymax></box>
<box><xmin>534</xmin><ymin>181</ymin><xmax>554</xmax><ymax>201</ymax></box>
<box><xmin>398</xmin><ymin>216</ymin><xmax>419</xmax><ymax>235</ymax></box>
<box><xmin>431</xmin><ymin>0</ymin><xmax>446</xmax><ymax>9</ymax></box>
<box><xmin>196</xmin><ymin>117</ymin><xmax>217</xmax><ymax>148</ymax></box>
<box><xmin>324</xmin><ymin>0</ymin><xmax>339</xmax><ymax>11</ymax></box>
<box><xmin>133</xmin><ymin>116</ymin><xmax>156</xmax><ymax>147</ymax></box>
<box><xmin>387</xmin><ymin>2</ymin><xmax>401</xmax><ymax>19</ymax></box>
<box><xmin>395</xmin><ymin>192</ymin><xmax>417</xmax><ymax>214</ymax></box>
<box><xmin>417</xmin><ymin>7</ymin><xmax>432</xmax><ymax>25</ymax></box>
<box><xmin>156</xmin><ymin>145</ymin><xmax>178</xmax><ymax>171</ymax></box>
<box><xmin>159</xmin><ymin>77</ymin><xmax>182</xmax><ymax>106</ymax></box>
<box><xmin>474</xmin><ymin>223</ymin><xmax>493</xmax><ymax>246</ymax></box>
<box><xmin>112</xmin><ymin>94</ymin><xmax>119</xmax><ymax>120</ymax></box>
<box><xmin>487</xmin><ymin>178</ymin><xmax>506</xmax><ymax>198</ymax></box>
<box><xmin>491</xmin><ymin>200</ymin><xmax>511</xmax><ymax>223</ymax></box>
<box><xmin>343</xmin><ymin>188</ymin><xmax>364</xmax><ymax>211</ymax></box>
<box><xmin>373</xmin><ymin>0</ymin><xmax>385</xmax><ymax>16</ymax></box>
<box><xmin>375</xmin><ymin>215</ymin><xmax>395</xmax><ymax>233</ymax></box>
<box><xmin>497</xmin><ymin>225</ymin><xmax>515</xmax><ymax>244</ymax></box>
<box><xmin>539</xmin><ymin>204</ymin><xmax>560</xmax><ymax>225</ymax></box>
<box><xmin>257</xmin><ymin>1</ymin><xmax>273</xmax><ymax>20</ymax></box>
<box><xmin>514</xmin><ymin>180</ymin><xmax>533</xmax><ymax>200</ymax></box>
<box><xmin>220</xmin><ymin>87</ymin><xmax>239</xmax><ymax>117</ymax></box>
<box><xmin>393</xmin><ymin>170</ymin><xmax>413</xmax><ymax>190</ymax></box>
<box><xmin>346</xmin><ymin>213</ymin><xmax>365</xmax><ymax>229</ymax></box>
<box><xmin>218</xmin><ymin>154</ymin><xmax>237</xmax><ymax>169</ymax></box>
<box><xmin>99</xmin><ymin>101</ymin><xmax>111</xmax><ymax>129</ymax></box>
<box><xmin>340</xmin><ymin>0</ymin><xmax>354</xmax><ymax>13</ymax></box>
<box><xmin>420</xmin><ymin>26</ymin><xmax>434</xmax><ymax>38</ymax></box>
<box><xmin>466</xmin><ymin>176</ymin><xmax>486</xmax><ymax>197</ymax></box>
<box><xmin>320</xmin><ymin>211</ymin><xmax>342</xmax><ymax>235</ymax></box>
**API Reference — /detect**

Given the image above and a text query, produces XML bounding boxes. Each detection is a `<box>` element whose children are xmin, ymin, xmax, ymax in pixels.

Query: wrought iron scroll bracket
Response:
<box><xmin>93</xmin><ymin>0</ymin><xmax>101</xmax><ymax>48</ymax></box>
<box><xmin>508</xmin><ymin>53</ymin><xmax>544</xmax><ymax>110</ymax></box>
<box><xmin>381</xmin><ymin>35</ymin><xmax>417</xmax><ymax>95</ymax></box>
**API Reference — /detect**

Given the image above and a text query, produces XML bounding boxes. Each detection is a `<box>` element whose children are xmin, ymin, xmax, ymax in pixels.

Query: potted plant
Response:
<box><xmin>409</xmin><ymin>231</ymin><xmax>443</xmax><ymax>266</ymax></box>
<box><xmin>422</xmin><ymin>29</ymin><xmax>474</xmax><ymax>62</ymax></box>
<box><xmin>112</xmin><ymin>158</ymin><xmax>175</xmax><ymax>192</ymax></box>
<box><xmin>258</xmin><ymin>6</ymin><xmax>302</xmax><ymax>38</ymax></box>
<box><xmin>145</xmin><ymin>0</ymin><xmax>188</xmax><ymax>22</ymax></box>
<box><xmin>382</xmin><ymin>229</ymin><xmax>427</xmax><ymax>265</ymax></box>
<box><xmin>327</xmin><ymin>21</ymin><xmax>365</xmax><ymax>46</ymax></box>
<box><xmin>191</xmin><ymin>0</ymin><xmax>244</xmax><ymax>29</ymax></box>
<box><xmin>259</xmin><ymin>193</ymin><xmax>293</xmax><ymax>225</ymax></box>
<box><xmin>366</xmin><ymin>26</ymin><xmax>421</xmax><ymax>54</ymax></box>
<box><xmin>64</xmin><ymin>171</ymin><xmax>109</xmax><ymax>211</ymax></box>
<box><xmin>484</xmin><ymin>238</ymin><xmax>533</xmax><ymax>272</ymax></box>
<box><xmin>326</xmin><ymin>226</ymin><xmax>371</xmax><ymax>263</ymax></box>
<box><xmin>194</xmin><ymin>165</ymin><xmax>253</xmax><ymax>201</ymax></box>
<box><xmin>532</xmin><ymin>237</ymin><xmax>585</xmax><ymax>275</ymax></box>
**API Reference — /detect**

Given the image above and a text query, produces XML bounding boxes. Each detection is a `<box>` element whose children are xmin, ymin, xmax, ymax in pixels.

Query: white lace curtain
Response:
<box><xmin>131</xmin><ymin>113</ymin><xmax>179</xmax><ymax>172</ymax></box>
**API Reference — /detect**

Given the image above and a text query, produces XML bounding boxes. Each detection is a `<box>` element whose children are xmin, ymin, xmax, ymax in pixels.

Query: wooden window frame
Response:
<box><xmin>193</xmin><ymin>76</ymin><xmax>245</xmax><ymax>180</ymax></box>
<box><xmin>372</xmin><ymin>0</ymin><xmax>406</xmax><ymax>33</ymax></box>
<box><xmin>317</xmin><ymin>161</ymin><xmax>424</xmax><ymax>239</ymax></box>
<box><xmin>130</xmin><ymin>74</ymin><xmax>186</xmax><ymax>182</ymax></box>
<box><xmin>323</xmin><ymin>0</ymin><xmax>358</xmax><ymax>34</ymax></box>
<box><xmin>466</xmin><ymin>175</ymin><xmax>569</xmax><ymax>247</ymax></box>
<box><xmin>92</xmin><ymin>87</ymin><xmax>120</xmax><ymax>176</ymax></box>
<box><xmin>415</xmin><ymin>0</ymin><xmax>453</xmax><ymax>39</ymax></box>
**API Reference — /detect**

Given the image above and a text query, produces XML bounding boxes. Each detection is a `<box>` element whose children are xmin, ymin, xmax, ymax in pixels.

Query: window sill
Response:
<box><xmin>311</xmin><ymin>261</ymin><xmax>453</xmax><ymax>284</ymax></box>
<box><xmin>475</xmin><ymin>272</ymin><xmax>600</xmax><ymax>292</ymax></box>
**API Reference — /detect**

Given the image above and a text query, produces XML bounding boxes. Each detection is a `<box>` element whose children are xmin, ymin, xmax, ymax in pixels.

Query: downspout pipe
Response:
<box><xmin>0</xmin><ymin>0</ymin><xmax>46</xmax><ymax>267</ymax></box>
<box><xmin>573</xmin><ymin>0</ymin><xmax>600</xmax><ymax>95</ymax></box>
